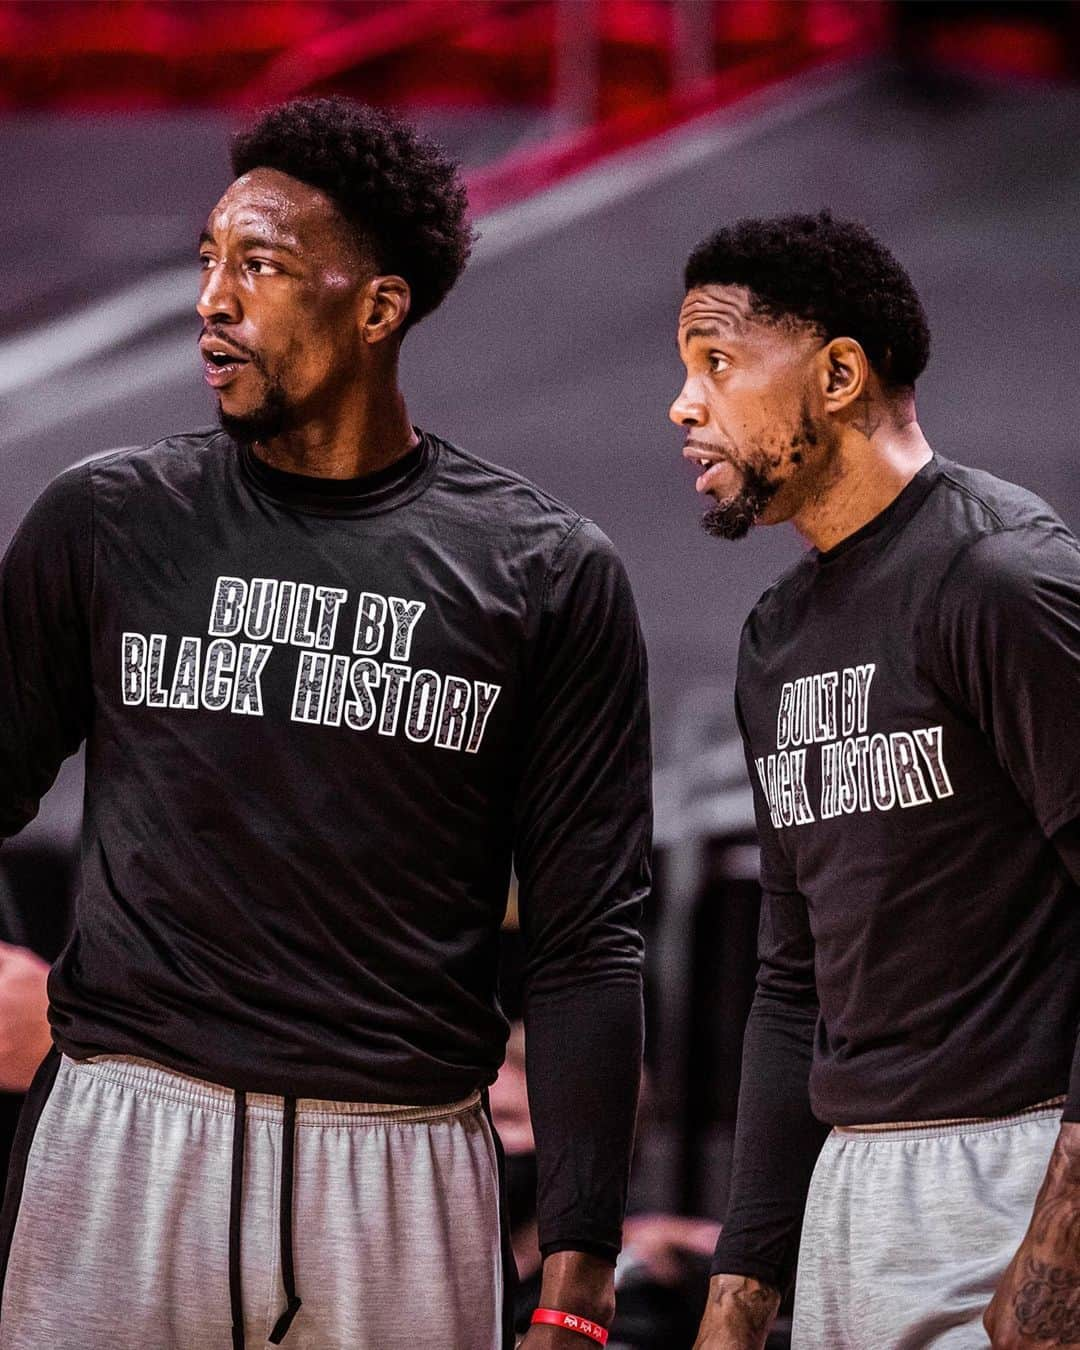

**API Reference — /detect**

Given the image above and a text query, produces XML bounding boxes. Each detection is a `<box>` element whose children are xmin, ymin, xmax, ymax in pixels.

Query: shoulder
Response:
<box><xmin>932</xmin><ymin>458</ymin><xmax>1070</xmax><ymax>537</ymax></box>
<box><xmin>429</xmin><ymin>433</ymin><xmax>584</xmax><ymax>541</ymax></box>
<box><xmin>930</xmin><ymin>460</ymin><xmax>1080</xmax><ymax>604</ymax></box>
<box><xmin>424</xmin><ymin>434</ymin><xmax>640</xmax><ymax>615</ymax></box>
<box><xmin>82</xmin><ymin>427</ymin><xmax>228</xmax><ymax>499</ymax></box>
<box><xmin>739</xmin><ymin>553</ymin><xmax>815</xmax><ymax>651</ymax></box>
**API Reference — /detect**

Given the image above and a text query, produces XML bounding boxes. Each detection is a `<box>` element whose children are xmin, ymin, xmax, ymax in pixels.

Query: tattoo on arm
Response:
<box><xmin>722</xmin><ymin>1277</ymin><xmax>779</xmax><ymax>1334</ymax></box>
<box><xmin>1030</xmin><ymin>1137</ymin><xmax>1080</xmax><ymax>1259</ymax></box>
<box><xmin>1031</xmin><ymin>1194</ymin><xmax>1080</xmax><ymax>1258</ymax></box>
<box><xmin>736</xmin><ymin>1285</ymin><xmax>775</xmax><ymax>1332</ymax></box>
<box><xmin>1014</xmin><ymin>1257</ymin><xmax>1080</xmax><ymax>1344</ymax></box>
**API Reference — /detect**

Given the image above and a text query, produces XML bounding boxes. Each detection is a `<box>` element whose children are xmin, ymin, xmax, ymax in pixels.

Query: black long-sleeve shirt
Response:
<box><xmin>713</xmin><ymin>455</ymin><xmax>1080</xmax><ymax>1291</ymax></box>
<box><xmin>0</xmin><ymin>428</ymin><xmax>652</xmax><ymax>1259</ymax></box>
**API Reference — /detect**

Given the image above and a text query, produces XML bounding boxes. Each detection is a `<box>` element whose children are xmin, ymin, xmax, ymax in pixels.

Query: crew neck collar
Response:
<box><xmin>814</xmin><ymin>454</ymin><xmax>942</xmax><ymax>567</ymax></box>
<box><xmin>235</xmin><ymin>430</ymin><xmax>438</xmax><ymax>517</ymax></box>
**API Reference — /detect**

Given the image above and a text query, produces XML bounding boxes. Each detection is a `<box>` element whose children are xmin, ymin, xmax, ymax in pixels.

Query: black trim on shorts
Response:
<box><xmin>481</xmin><ymin>1089</ymin><xmax>519</xmax><ymax>1350</ymax></box>
<box><xmin>0</xmin><ymin>1046</ymin><xmax>61</xmax><ymax>1310</ymax></box>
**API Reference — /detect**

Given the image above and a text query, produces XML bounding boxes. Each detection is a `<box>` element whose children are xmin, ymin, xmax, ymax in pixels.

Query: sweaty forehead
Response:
<box><xmin>206</xmin><ymin>167</ymin><xmax>355</xmax><ymax>257</ymax></box>
<box><xmin>677</xmin><ymin>284</ymin><xmax>755</xmax><ymax>340</ymax></box>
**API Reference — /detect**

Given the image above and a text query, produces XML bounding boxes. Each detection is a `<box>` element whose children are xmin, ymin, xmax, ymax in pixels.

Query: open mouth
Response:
<box><xmin>202</xmin><ymin>350</ymin><xmax>251</xmax><ymax>387</ymax></box>
<box><xmin>683</xmin><ymin>443</ymin><xmax>736</xmax><ymax>494</ymax></box>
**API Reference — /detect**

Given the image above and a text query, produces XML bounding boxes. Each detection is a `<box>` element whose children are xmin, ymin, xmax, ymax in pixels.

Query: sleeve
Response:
<box><xmin>512</xmin><ymin>519</ymin><xmax>651</xmax><ymax>1262</ymax></box>
<box><xmin>0</xmin><ymin>465</ymin><xmax>94</xmax><ymax>843</ymax></box>
<box><xmin>1051</xmin><ymin>818</ymin><xmax>1080</xmax><ymax>1121</ymax></box>
<box><xmin>709</xmin><ymin>690</ymin><xmax>829</xmax><ymax>1293</ymax></box>
<box><xmin>930</xmin><ymin>523</ymin><xmax>1080</xmax><ymax>838</ymax></box>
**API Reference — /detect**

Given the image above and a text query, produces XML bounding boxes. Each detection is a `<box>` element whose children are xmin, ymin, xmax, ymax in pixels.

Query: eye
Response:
<box><xmin>244</xmin><ymin>258</ymin><xmax>280</xmax><ymax>276</ymax></box>
<box><xmin>198</xmin><ymin>253</ymin><xmax>216</xmax><ymax>271</ymax></box>
<box><xmin>708</xmin><ymin>352</ymin><xmax>730</xmax><ymax>374</ymax></box>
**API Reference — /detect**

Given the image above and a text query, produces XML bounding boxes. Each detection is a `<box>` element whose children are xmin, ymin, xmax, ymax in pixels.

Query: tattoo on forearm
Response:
<box><xmin>1029</xmin><ymin>1139</ymin><xmax>1080</xmax><ymax>1260</ymax></box>
<box><xmin>1031</xmin><ymin>1195</ymin><xmax>1080</xmax><ymax>1258</ymax></box>
<box><xmin>725</xmin><ymin>1278</ymin><xmax>778</xmax><ymax>1334</ymax></box>
<box><xmin>1014</xmin><ymin>1257</ymin><xmax>1080</xmax><ymax>1344</ymax></box>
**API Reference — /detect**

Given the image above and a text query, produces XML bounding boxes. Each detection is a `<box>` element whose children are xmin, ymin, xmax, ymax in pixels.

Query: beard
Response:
<box><xmin>216</xmin><ymin>374</ymin><xmax>292</xmax><ymax>447</ymax></box>
<box><xmin>701</xmin><ymin>398</ymin><xmax>832</xmax><ymax>541</ymax></box>
<box><xmin>700</xmin><ymin>460</ymin><xmax>779</xmax><ymax>540</ymax></box>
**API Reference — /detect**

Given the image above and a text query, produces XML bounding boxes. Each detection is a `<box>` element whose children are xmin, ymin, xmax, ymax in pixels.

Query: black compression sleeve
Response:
<box><xmin>709</xmin><ymin>888</ymin><xmax>830</xmax><ymax>1293</ymax></box>
<box><xmin>1052</xmin><ymin>819</ymin><xmax>1080</xmax><ymax>1122</ymax></box>
<box><xmin>710</xmin><ymin>686</ymin><xmax>828</xmax><ymax>1292</ymax></box>
<box><xmin>513</xmin><ymin>520</ymin><xmax>651</xmax><ymax>1258</ymax></box>
<box><xmin>526</xmin><ymin>977</ymin><xmax>643</xmax><ymax>1263</ymax></box>
<box><xmin>0</xmin><ymin>464</ymin><xmax>93</xmax><ymax>842</ymax></box>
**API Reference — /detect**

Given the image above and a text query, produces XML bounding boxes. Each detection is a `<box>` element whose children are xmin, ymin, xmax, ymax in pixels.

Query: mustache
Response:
<box><xmin>198</xmin><ymin>330</ymin><xmax>262</xmax><ymax>367</ymax></box>
<box><xmin>685</xmin><ymin>437</ymin><xmax>730</xmax><ymax>457</ymax></box>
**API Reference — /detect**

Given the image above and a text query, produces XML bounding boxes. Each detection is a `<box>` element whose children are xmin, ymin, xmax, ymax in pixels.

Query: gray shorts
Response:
<box><xmin>0</xmin><ymin>1053</ymin><xmax>507</xmax><ymax>1350</ymax></box>
<box><xmin>792</xmin><ymin>1104</ymin><xmax>1062</xmax><ymax>1350</ymax></box>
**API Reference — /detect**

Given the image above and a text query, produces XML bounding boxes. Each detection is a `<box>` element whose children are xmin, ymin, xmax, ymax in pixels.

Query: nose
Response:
<box><xmin>196</xmin><ymin>260</ymin><xmax>241</xmax><ymax>324</ymax></box>
<box><xmin>669</xmin><ymin>379</ymin><xmax>706</xmax><ymax>429</ymax></box>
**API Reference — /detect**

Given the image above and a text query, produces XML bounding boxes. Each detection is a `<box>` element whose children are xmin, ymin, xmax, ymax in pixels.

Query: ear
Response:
<box><xmin>818</xmin><ymin>337</ymin><xmax>868</xmax><ymax>413</ymax></box>
<box><xmin>359</xmin><ymin>275</ymin><xmax>412</xmax><ymax>345</ymax></box>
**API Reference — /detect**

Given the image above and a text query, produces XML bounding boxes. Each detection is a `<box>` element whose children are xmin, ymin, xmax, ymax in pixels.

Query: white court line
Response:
<box><xmin>0</xmin><ymin>61</ymin><xmax>871</xmax><ymax>428</ymax></box>
<box><xmin>472</xmin><ymin>61</ymin><xmax>873</xmax><ymax>263</ymax></box>
<box><xmin>0</xmin><ymin>333</ymin><xmax>200</xmax><ymax>451</ymax></box>
<box><xmin>0</xmin><ymin>263</ymin><xmax>194</xmax><ymax>398</ymax></box>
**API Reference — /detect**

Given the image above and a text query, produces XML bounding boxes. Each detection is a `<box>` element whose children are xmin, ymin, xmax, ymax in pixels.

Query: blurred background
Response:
<box><xmin>2</xmin><ymin>1</ymin><xmax>1079</xmax><ymax>1344</ymax></box>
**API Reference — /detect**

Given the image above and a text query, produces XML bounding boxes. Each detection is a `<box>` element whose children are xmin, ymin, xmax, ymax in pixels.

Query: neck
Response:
<box><xmin>792</xmin><ymin>403</ymin><xmax>933</xmax><ymax>553</ymax></box>
<box><xmin>252</xmin><ymin>365</ymin><xmax>417</xmax><ymax>480</ymax></box>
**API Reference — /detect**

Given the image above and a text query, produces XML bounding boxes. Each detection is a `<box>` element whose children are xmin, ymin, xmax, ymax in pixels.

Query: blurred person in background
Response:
<box><xmin>0</xmin><ymin>96</ymin><xmax>652</xmax><ymax>1350</ymax></box>
<box><xmin>0</xmin><ymin>946</ymin><xmax>50</xmax><ymax>1100</ymax></box>
<box><xmin>490</xmin><ymin>1020</ymin><xmax>722</xmax><ymax>1350</ymax></box>
<box><xmin>668</xmin><ymin>212</ymin><xmax>1080</xmax><ymax>1350</ymax></box>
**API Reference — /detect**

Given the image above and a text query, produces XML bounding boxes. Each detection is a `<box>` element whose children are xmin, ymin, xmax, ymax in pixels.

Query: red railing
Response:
<box><xmin>0</xmin><ymin>0</ymin><xmax>885</xmax><ymax>111</ymax></box>
<box><xmin>2</xmin><ymin>1</ymin><xmax>1072</xmax><ymax>212</ymax></box>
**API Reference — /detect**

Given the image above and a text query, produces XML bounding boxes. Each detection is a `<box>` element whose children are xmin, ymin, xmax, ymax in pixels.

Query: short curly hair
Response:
<box><xmin>684</xmin><ymin>211</ymin><xmax>930</xmax><ymax>389</ymax></box>
<box><xmin>231</xmin><ymin>96</ymin><xmax>472</xmax><ymax>329</ymax></box>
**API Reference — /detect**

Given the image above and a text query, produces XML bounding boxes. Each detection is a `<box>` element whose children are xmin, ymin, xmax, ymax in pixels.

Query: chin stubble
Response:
<box><xmin>215</xmin><ymin>365</ymin><xmax>292</xmax><ymax>447</ymax></box>
<box><xmin>700</xmin><ymin>461</ymin><xmax>779</xmax><ymax>541</ymax></box>
<box><xmin>701</xmin><ymin>398</ymin><xmax>830</xmax><ymax>542</ymax></box>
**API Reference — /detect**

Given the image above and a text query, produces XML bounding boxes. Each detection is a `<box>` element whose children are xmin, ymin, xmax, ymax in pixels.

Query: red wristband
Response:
<box><xmin>530</xmin><ymin>1308</ymin><xmax>609</xmax><ymax>1345</ymax></box>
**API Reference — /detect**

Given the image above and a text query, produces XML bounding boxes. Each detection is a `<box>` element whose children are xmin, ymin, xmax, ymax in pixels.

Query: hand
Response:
<box><xmin>984</xmin><ymin>1123</ymin><xmax>1080</xmax><ymax>1348</ymax></box>
<box><xmin>0</xmin><ymin>941</ymin><xmax>52</xmax><ymax>1092</ymax></box>
<box><xmin>692</xmin><ymin>1273</ymin><xmax>781</xmax><ymax>1350</ymax></box>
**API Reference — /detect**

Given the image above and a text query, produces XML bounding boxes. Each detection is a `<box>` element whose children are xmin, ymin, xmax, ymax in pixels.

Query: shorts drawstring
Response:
<box><xmin>269</xmin><ymin>1095</ymin><xmax>303</xmax><ymax>1343</ymax></box>
<box><xmin>229</xmin><ymin>1090</ymin><xmax>247</xmax><ymax>1350</ymax></box>
<box><xmin>229</xmin><ymin>1090</ymin><xmax>303</xmax><ymax>1349</ymax></box>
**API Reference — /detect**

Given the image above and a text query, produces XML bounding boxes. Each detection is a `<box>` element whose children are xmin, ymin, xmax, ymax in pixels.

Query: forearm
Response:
<box><xmin>1023</xmin><ymin>1122</ymin><xmax>1080</xmax><ymax>1257</ymax></box>
<box><xmin>710</xmin><ymin>990</ymin><xmax>828</xmax><ymax>1291</ymax></box>
<box><xmin>984</xmin><ymin>1122</ymin><xmax>1080</xmax><ymax>1346</ymax></box>
<box><xmin>1051</xmin><ymin>820</ymin><xmax>1080</xmax><ymax>1121</ymax></box>
<box><xmin>524</xmin><ymin>970</ymin><xmax>643</xmax><ymax>1260</ymax></box>
<box><xmin>694</xmin><ymin>1274</ymin><xmax>781</xmax><ymax>1350</ymax></box>
<box><xmin>536</xmin><ymin>1250</ymin><xmax>616</xmax><ymax>1327</ymax></box>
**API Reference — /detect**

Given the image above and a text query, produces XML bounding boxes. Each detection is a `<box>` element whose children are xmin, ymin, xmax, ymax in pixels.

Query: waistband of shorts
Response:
<box><xmin>63</xmin><ymin>1054</ymin><xmax>482</xmax><ymax>1125</ymax></box>
<box><xmin>831</xmin><ymin>1096</ymin><xmax>1065</xmax><ymax>1142</ymax></box>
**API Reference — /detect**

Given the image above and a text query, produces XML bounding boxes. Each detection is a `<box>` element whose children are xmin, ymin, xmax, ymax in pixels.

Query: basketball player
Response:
<box><xmin>670</xmin><ymin>213</ymin><xmax>1080</xmax><ymax>1349</ymax></box>
<box><xmin>0</xmin><ymin>98</ymin><xmax>651</xmax><ymax>1350</ymax></box>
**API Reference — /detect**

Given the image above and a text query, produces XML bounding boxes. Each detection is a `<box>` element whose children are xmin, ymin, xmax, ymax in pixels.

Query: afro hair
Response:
<box><xmin>684</xmin><ymin>211</ymin><xmax>930</xmax><ymax>390</ymax></box>
<box><xmin>231</xmin><ymin>96</ymin><xmax>473</xmax><ymax>330</ymax></box>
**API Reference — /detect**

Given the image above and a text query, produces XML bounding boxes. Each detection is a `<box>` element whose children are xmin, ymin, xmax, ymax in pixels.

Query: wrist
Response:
<box><xmin>531</xmin><ymin>1309</ymin><xmax>609</xmax><ymax>1344</ymax></box>
<box><xmin>698</xmin><ymin>1273</ymin><xmax>781</xmax><ymax>1342</ymax></box>
<box><xmin>1055</xmin><ymin>1120</ymin><xmax>1080</xmax><ymax>1159</ymax></box>
<box><xmin>538</xmin><ymin>1250</ymin><xmax>616</xmax><ymax>1327</ymax></box>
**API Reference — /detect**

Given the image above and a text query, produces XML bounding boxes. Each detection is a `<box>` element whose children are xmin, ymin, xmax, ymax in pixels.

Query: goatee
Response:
<box><xmin>217</xmin><ymin>383</ymin><xmax>291</xmax><ymax>447</ymax></box>
<box><xmin>700</xmin><ymin>461</ymin><xmax>778</xmax><ymax>541</ymax></box>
